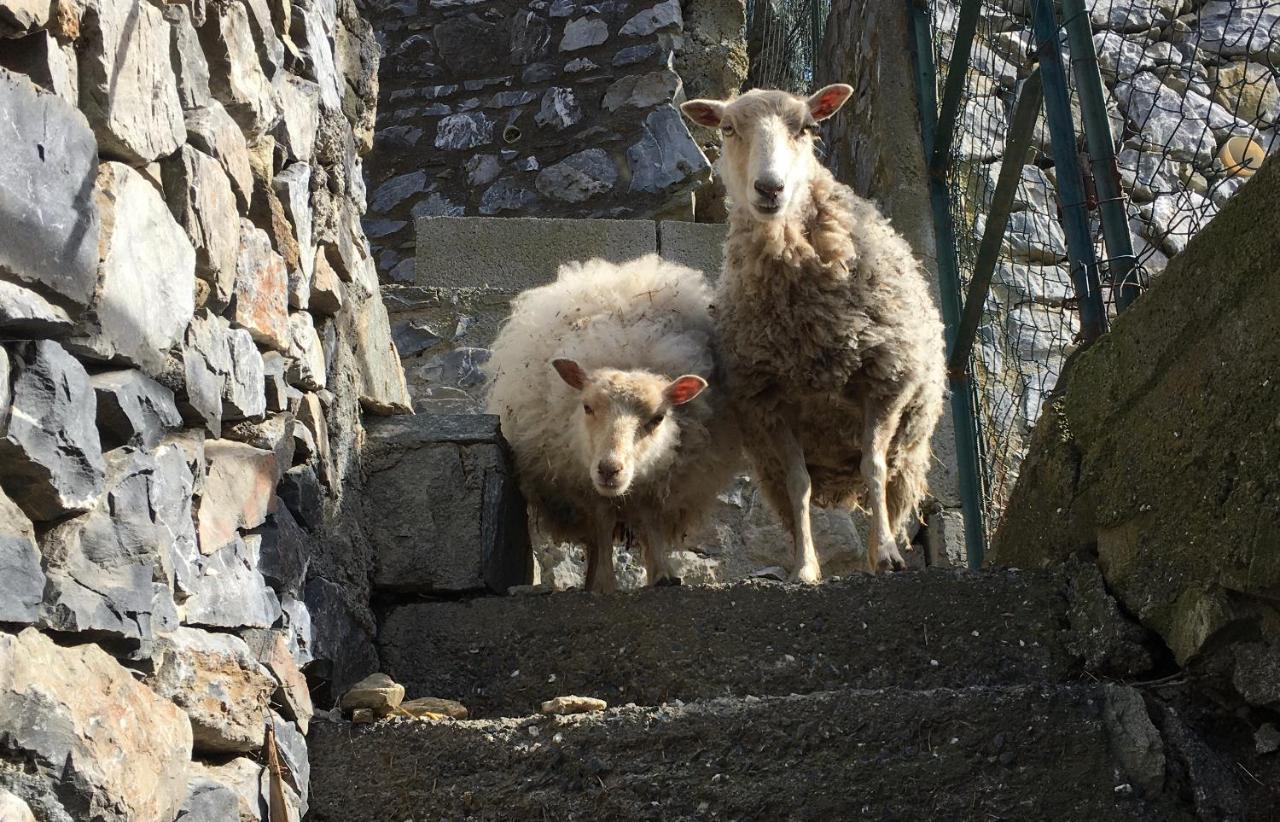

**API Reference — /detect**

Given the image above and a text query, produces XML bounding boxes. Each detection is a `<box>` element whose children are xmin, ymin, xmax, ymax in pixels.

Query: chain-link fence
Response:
<box><xmin>746</xmin><ymin>0</ymin><xmax>832</xmax><ymax>91</ymax></box>
<box><xmin>919</xmin><ymin>0</ymin><xmax>1278</xmax><ymax>547</ymax></box>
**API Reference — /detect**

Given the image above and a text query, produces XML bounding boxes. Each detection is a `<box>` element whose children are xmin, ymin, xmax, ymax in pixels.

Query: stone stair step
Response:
<box><xmin>378</xmin><ymin>570</ymin><xmax>1084</xmax><ymax>717</ymax></box>
<box><xmin>308</xmin><ymin>684</ymin><xmax>1189</xmax><ymax>821</ymax></box>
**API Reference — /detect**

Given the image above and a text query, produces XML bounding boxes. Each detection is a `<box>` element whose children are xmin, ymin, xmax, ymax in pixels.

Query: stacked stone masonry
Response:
<box><xmin>361</xmin><ymin>0</ymin><xmax>747</xmax><ymax>282</ymax></box>
<box><xmin>0</xmin><ymin>0</ymin><xmax>411</xmax><ymax>819</ymax></box>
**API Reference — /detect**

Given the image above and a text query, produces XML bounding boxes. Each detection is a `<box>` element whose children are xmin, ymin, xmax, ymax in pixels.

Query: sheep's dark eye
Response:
<box><xmin>721</xmin><ymin>125</ymin><xmax>735</xmax><ymax>137</ymax></box>
<box><xmin>798</xmin><ymin>123</ymin><xmax>819</xmax><ymax>138</ymax></box>
<box><xmin>583</xmin><ymin>404</ymin><xmax>594</xmax><ymax>415</ymax></box>
<box><xmin>645</xmin><ymin>414</ymin><xmax>664</xmax><ymax>432</ymax></box>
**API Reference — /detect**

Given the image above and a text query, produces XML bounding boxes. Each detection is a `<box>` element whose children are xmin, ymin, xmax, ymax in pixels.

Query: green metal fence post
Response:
<box><xmin>1029</xmin><ymin>0</ymin><xmax>1108</xmax><ymax>342</ymax></box>
<box><xmin>1061</xmin><ymin>0</ymin><xmax>1140</xmax><ymax>312</ymax></box>
<box><xmin>907</xmin><ymin>0</ymin><xmax>988</xmax><ymax>568</ymax></box>
<box><xmin>930</xmin><ymin>0</ymin><xmax>983</xmax><ymax>173</ymax></box>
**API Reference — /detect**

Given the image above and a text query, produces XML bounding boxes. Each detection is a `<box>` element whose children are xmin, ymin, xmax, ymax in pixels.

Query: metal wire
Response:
<box><xmin>923</xmin><ymin>0</ymin><xmax>1278</xmax><ymax>540</ymax></box>
<box><xmin>746</xmin><ymin>0</ymin><xmax>833</xmax><ymax>91</ymax></box>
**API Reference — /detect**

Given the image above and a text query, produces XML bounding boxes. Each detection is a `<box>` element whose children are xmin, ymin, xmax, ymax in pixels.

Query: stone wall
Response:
<box><xmin>0</xmin><ymin>0</ymin><xmax>410</xmax><ymax>819</ymax></box>
<box><xmin>361</xmin><ymin>0</ymin><xmax>742</xmax><ymax>281</ymax></box>
<box><xmin>990</xmin><ymin>151</ymin><xmax>1279</xmax><ymax>710</ymax></box>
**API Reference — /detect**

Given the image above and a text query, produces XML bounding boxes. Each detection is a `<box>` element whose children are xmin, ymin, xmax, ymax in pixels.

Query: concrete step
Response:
<box><xmin>308</xmin><ymin>683</ymin><xmax>1190</xmax><ymax>821</ymax></box>
<box><xmin>377</xmin><ymin>570</ymin><xmax>1093</xmax><ymax>717</ymax></box>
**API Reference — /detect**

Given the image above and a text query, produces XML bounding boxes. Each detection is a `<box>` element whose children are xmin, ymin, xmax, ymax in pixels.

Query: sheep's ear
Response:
<box><xmin>664</xmin><ymin>375</ymin><xmax>708</xmax><ymax>406</ymax></box>
<box><xmin>552</xmin><ymin>359</ymin><xmax>586</xmax><ymax>390</ymax></box>
<box><xmin>807</xmin><ymin>84</ymin><xmax>854</xmax><ymax>121</ymax></box>
<box><xmin>680</xmin><ymin>99</ymin><xmax>726</xmax><ymax>129</ymax></box>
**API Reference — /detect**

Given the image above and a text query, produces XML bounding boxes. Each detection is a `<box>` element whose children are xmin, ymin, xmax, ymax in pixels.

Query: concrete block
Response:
<box><xmin>415</xmin><ymin>217</ymin><xmax>656</xmax><ymax>290</ymax></box>
<box><xmin>658</xmin><ymin>220</ymin><xmax>726</xmax><ymax>280</ymax></box>
<box><xmin>362</xmin><ymin>413</ymin><xmax>531</xmax><ymax>593</ymax></box>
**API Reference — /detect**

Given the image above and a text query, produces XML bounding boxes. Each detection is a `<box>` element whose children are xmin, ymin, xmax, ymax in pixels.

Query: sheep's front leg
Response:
<box><xmin>777</xmin><ymin>425</ymin><xmax>821</xmax><ymax>584</ymax></box>
<box><xmin>636</xmin><ymin>519</ymin><xmax>680</xmax><ymax>587</ymax></box>
<box><xmin>862</xmin><ymin>397</ymin><xmax>907</xmax><ymax>573</ymax></box>
<box><xmin>584</xmin><ymin>519</ymin><xmax>618</xmax><ymax>593</ymax></box>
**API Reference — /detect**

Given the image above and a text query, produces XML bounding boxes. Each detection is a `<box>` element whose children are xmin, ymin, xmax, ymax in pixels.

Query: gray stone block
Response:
<box><xmin>415</xmin><ymin>217</ymin><xmax>657</xmax><ymax>289</ymax></box>
<box><xmin>363</xmin><ymin>413</ymin><xmax>531</xmax><ymax>594</ymax></box>
<box><xmin>658</xmin><ymin>220</ymin><xmax>726</xmax><ymax>280</ymax></box>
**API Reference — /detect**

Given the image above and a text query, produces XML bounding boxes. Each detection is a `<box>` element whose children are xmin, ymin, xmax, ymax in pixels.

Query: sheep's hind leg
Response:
<box><xmin>777</xmin><ymin>426</ymin><xmax>822</xmax><ymax>584</ymax></box>
<box><xmin>861</xmin><ymin>397</ymin><xmax>907</xmax><ymax>573</ymax></box>
<box><xmin>584</xmin><ymin>519</ymin><xmax>618</xmax><ymax>593</ymax></box>
<box><xmin>636</xmin><ymin>519</ymin><xmax>680</xmax><ymax>587</ymax></box>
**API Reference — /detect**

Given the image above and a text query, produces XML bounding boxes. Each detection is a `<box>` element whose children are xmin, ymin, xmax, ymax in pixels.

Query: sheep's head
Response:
<box><xmin>551</xmin><ymin>359</ymin><xmax>707</xmax><ymax>498</ymax></box>
<box><xmin>680</xmin><ymin>85</ymin><xmax>853</xmax><ymax>222</ymax></box>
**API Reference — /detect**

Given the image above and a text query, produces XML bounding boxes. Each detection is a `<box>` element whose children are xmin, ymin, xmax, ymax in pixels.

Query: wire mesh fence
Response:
<box><xmin>923</xmin><ymin>0</ymin><xmax>1279</xmax><ymax>541</ymax></box>
<box><xmin>745</xmin><ymin>0</ymin><xmax>832</xmax><ymax>91</ymax></box>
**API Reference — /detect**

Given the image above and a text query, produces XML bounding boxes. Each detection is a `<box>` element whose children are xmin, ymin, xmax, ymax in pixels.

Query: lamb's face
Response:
<box><xmin>552</xmin><ymin>360</ymin><xmax>707</xmax><ymax>498</ymax></box>
<box><xmin>681</xmin><ymin>85</ymin><xmax>854</xmax><ymax>222</ymax></box>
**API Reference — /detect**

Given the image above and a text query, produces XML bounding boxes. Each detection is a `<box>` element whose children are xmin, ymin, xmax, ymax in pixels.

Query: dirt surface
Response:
<box><xmin>378</xmin><ymin>569</ymin><xmax>1080</xmax><ymax>717</ymax></box>
<box><xmin>308</xmin><ymin>684</ymin><xmax>1193</xmax><ymax>821</ymax></box>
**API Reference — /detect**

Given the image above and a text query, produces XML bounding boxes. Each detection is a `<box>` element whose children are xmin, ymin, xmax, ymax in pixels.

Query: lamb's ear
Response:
<box><xmin>807</xmin><ymin>84</ymin><xmax>854</xmax><ymax>121</ymax></box>
<box><xmin>664</xmin><ymin>375</ymin><xmax>708</xmax><ymax>406</ymax></box>
<box><xmin>680</xmin><ymin>99</ymin><xmax>726</xmax><ymax>129</ymax></box>
<box><xmin>552</xmin><ymin>359</ymin><xmax>586</xmax><ymax>390</ymax></box>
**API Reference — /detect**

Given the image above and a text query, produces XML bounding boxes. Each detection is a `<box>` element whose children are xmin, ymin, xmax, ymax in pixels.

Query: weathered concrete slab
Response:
<box><xmin>658</xmin><ymin>219</ymin><xmax>725</xmax><ymax>279</ymax></box>
<box><xmin>363</xmin><ymin>413</ymin><xmax>531</xmax><ymax>593</ymax></box>
<box><xmin>378</xmin><ymin>570</ymin><xmax>1090</xmax><ymax>717</ymax></box>
<box><xmin>308</xmin><ymin>684</ymin><xmax>1189</xmax><ymax>821</ymax></box>
<box><xmin>415</xmin><ymin>217</ymin><xmax>657</xmax><ymax>289</ymax></box>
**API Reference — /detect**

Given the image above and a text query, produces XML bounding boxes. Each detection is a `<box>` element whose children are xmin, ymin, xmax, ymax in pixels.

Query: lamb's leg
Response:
<box><xmin>584</xmin><ymin>519</ymin><xmax>618</xmax><ymax>593</ymax></box>
<box><xmin>777</xmin><ymin>425</ymin><xmax>822</xmax><ymax>584</ymax></box>
<box><xmin>637</xmin><ymin>519</ymin><xmax>680</xmax><ymax>587</ymax></box>
<box><xmin>862</xmin><ymin>397</ymin><xmax>908</xmax><ymax>573</ymax></box>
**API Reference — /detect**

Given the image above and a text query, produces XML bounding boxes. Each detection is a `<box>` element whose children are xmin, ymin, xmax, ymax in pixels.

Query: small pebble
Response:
<box><xmin>541</xmin><ymin>695</ymin><xmax>608</xmax><ymax>715</ymax></box>
<box><xmin>1255</xmin><ymin>723</ymin><xmax>1280</xmax><ymax>755</ymax></box>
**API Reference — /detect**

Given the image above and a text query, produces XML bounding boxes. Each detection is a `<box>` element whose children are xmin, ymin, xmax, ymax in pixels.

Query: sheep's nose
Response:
<box><xmin>754</xmin><ymin>179</ymin><xmax>784</xmax><ymax>197</ymax></box>
<box><xmin>597</xmin><ymin>460</ymin><xmax>622</xmax><ymax>479</ymax></box>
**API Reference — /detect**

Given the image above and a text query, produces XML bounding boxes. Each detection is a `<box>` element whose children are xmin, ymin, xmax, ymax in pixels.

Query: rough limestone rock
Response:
<box><xmin>293</xmin><ymin>391</ymin><xmax>331</xmax><ymax>482</ymax></box>
<box><xmin>150</xmin><ymin>627</ymin><xmax>276</xmax><ymax>754</ymax></box>
<box><xmin>201</xmin><ymin>0</ymin><xmax>281</xmax><ymax>137</ymax></box>
<box><xmin>0</xmin><ymin>69</ymin><xmax>100</xmax><ymax>312</ymax></box>
<box><xmin>286</xmin><ymin>311</ymin><xmax>327</xmax><ymax>390</ymax></box>
<box><xmin>79</xmin><ymin>0</ymin><xmax>185</xmax><ymax>163</ymax></box>
<box><xmin>401</xmin><ymin>697</ymin><xmax>469</xmax><ymax>720</ymax></box>
<box><xmin>0</xmin><ymin>340</ymin><xmax>105</xmax><ymax>521</ymax></box>
<box><xmin>352</xmin><ymin>294</ymin><xmax>412</xmax><ymax>414</ymax></box>
<box><xmin>175</xmin><ymin>775</ymin><xmax>244</xmax><ymax>822</ymax></box>
<box><xmin>275</xmin><ymin>166</ymin><xmax>316</xmax><ymax>310</ymax></box>
<box><xmin>38</xmin><ymin>446</ymin><xmax>193</xmax><ymax>644</ymax></box>
<box><xmin>621</xmin><ymin>0</ymin><xmax>682</xmax><ymax>35</ymax></box>
<box><xmin>77</xmin><ymin>162</ymin><xmax>196</xmax><ymax>374</ymax></box>
<box><xmin>197</xmin><ymin>439</ymin><xmax>279</xmax><ymax>554</ymax></box>
<box><xmin>233</xmin><ymin>220</ymin><xmax>291</xmax><ymax>352</ymax></box>
<box><xmin>0</xmin><ymin>0</ymin><xmax>48</xmax><ymax>36</ymax></box>
<box><xmin>91</xmin><ymin>369</ymin><xmax>183</xmax><ymax>450</ymax></box>
<box><xmin>0</xmin><ymin>485</ymin><xmax>43</xmax><ymax>624</ymax></box>
<box><xmin>274</xmin><ymin>73</ymin><xmax>322</xmax><ymax>163</ymax></box>
<box><xmin>0</xmin><ymin>791</ymin><xmax>35</xmax><ymax>822</ymax></box>
<box><xmin>178</xmin><ymin>535</ymin><xmax>282</xmax><ymax>630</ymax></box>
<box><xmin>992</xmin><ymin>156</ymin><xmax>1280</xmax><ymax>690</ymax></box>
<box><xmin>253</xmin><ymin>503</ymin><xmax>311</xmax><ymax>596</ymax></box>
<box><xmin>341</xmin><ymin>672</ymin><xmax>405</xmax><ymax>714</ymax></box>
<box><xmin>165</xmin><ymin>4</ymin><xmax>212</xmax><ymax>111</ymax></box>
<box><xmin>224</xmin><ymin>328</ymin><xmax>268</xmax><ymax>421</ymax></box>
<box><xmin>270</xmin><ymin>711</ymin><xmax>310</xmax><ymax>811</ymax></box>
<box><xmin>186</xmin><ymin>102</ymin><xmax>256</xmax><ymax>211</ymax></box>
<box><xmin>303</xmin><ymin>576</ymin><xmax>379</xmax><ymax>697</ymax></box>
<box><xmin>225</xmin><ymin>413</ymin><xmax>295</xmax><ymax>482</ymax></box>
<box><xmin>535</xmin><ymin>148</ymin><xmax>619</xmax><ymax>202</ymax></box>
<box><xmin>0</xmin><ymin>628</ymin><xmax>193</xmax><ymax>822</ymax></box>
<box><xmin>181</xmin><ymin>311</ymin><xmax>234</xmax><ymax>435</ymax></box>
<box><xmin>242</xmin><ymin>629</ymin><xmax>314</xmax><ymax>732</ymax></box>
<box><xmin>310</xmin><ymin>250</ymin><xmax>344</xmax><ymax>315</ymax></box>
<box><xmin>0</xmin><ymin>279</ymin><xmax>73</xmax><ymax>335</ymax></box>
<box><xmin>626</xmin><ymin>105</ymin><xmax>711</xmax><ymax>194</ymax></box>
<box><xmin>541</xmin><ymin>695</ymin><xmax>608</xmax><ymax>715</ymax></box>
<box><xmin>164</xmin><ymin>145</ymin><xmax>241</xmax><ymax>307</ymax></box>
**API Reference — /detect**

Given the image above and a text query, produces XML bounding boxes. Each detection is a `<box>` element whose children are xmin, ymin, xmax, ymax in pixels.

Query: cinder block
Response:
<box><xmin>658</xmin><ymin>220</ymin><xmax>727</xmax><ymax>280</ymax></box>
<box><xmin>415</xmin><ymin>217</ymin><xmax>657</xmax><ymax>290</ymax></box>
<box><xmin>363</xmin><ymin>414</ymin><xmax>532</xmax><ymax>593</ymax></box>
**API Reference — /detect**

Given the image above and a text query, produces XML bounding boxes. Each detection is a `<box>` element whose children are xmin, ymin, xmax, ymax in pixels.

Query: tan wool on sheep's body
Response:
<box><xmin>485</xmin><ymin>254</ymin><xmax>743</xmax><ymax>592</ymax></box>
<box><xmin>693</xmin><ymin>86</ymin><xmax>947</xmax><ymax>579</ymax></box>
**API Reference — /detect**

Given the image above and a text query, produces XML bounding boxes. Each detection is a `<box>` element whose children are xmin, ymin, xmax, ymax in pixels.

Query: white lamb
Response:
<box><xmin>485</xmin><ymin>255</ymin><xmax>742</xmax><ymax>592</ymax></box>
<box><xmin>681</xmin><ymin>85</ymin><xmax>947</xmax><ymax>581</ymax></box>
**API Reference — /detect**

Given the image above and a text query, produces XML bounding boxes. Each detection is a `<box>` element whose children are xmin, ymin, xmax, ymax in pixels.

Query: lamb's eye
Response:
<box><xmin>798</xmin><ymin>123</ymin><xmax>818</xmax><ymax>138</ymax></box>
<box><xmin>721</xmin><ymin>125</ymin><xmax>735</xmax><ymax>137</ymax></box>
<box><xmin>645</xmin><ymin>414</ymin><xmax>664</xmax><ymax>431</ymax></box>
<box><xmin>583</xmin><ymin>404</ymin><xmax>594</xmax><ymax>416</ymax></box>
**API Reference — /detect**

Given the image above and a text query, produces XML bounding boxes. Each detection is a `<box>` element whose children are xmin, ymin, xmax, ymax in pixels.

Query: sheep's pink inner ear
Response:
<box><xmin>664</xmin><ymin>375</ymin><xmax>708</xmax><ymax>406</ymax></box>
<box><xmin>552</xmin><ymin>359</ymin><xmax>586</xmax><ymax>390</ymax></box>
<box><xmin>680</xmin><ymin>100</ymin><xmax>725</xmax><ymax>128</ymax></box>
<box><xmin>807</xmin><ymin>84</ymin><xmax>854</xmax><ymax>121</ymax></box>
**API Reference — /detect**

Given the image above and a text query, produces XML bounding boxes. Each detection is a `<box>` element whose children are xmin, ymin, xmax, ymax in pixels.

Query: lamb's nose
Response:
<box><xmin>597</xmin><ymin>460</ymin><xmax>622</xmax><ymax>479</ymax></box>
<box><xmin>754</xmin><ymin>179</ymin><xmax>784</xmax><ymax>197</ymax></box>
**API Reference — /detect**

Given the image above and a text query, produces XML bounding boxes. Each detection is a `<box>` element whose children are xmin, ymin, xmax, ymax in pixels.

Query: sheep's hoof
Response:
<box><xmin>790</xmin><ymin>564</ymin><xmax>822</xmax><ymax>585</ymax></box>
<box><xmin>869</xmin><ymin>546</ymin><xmax>907</xmax><ymax>574</ymax></box>
<box><xmin>651</xmin><ymin>575</ymin><xmax>683</xmax><ymax>588</ymax></box>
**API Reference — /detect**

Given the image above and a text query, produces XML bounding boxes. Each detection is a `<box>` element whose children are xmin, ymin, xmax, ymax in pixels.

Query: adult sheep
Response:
<box><xmin>485</xmin><ymin>255</ymin><xmax>741</xmax><ymax>592</ymax></box>
<box><xmin>681</xmin><ymin>85</ymin><xmax>947</xmax><ymax>581</ymax></box>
